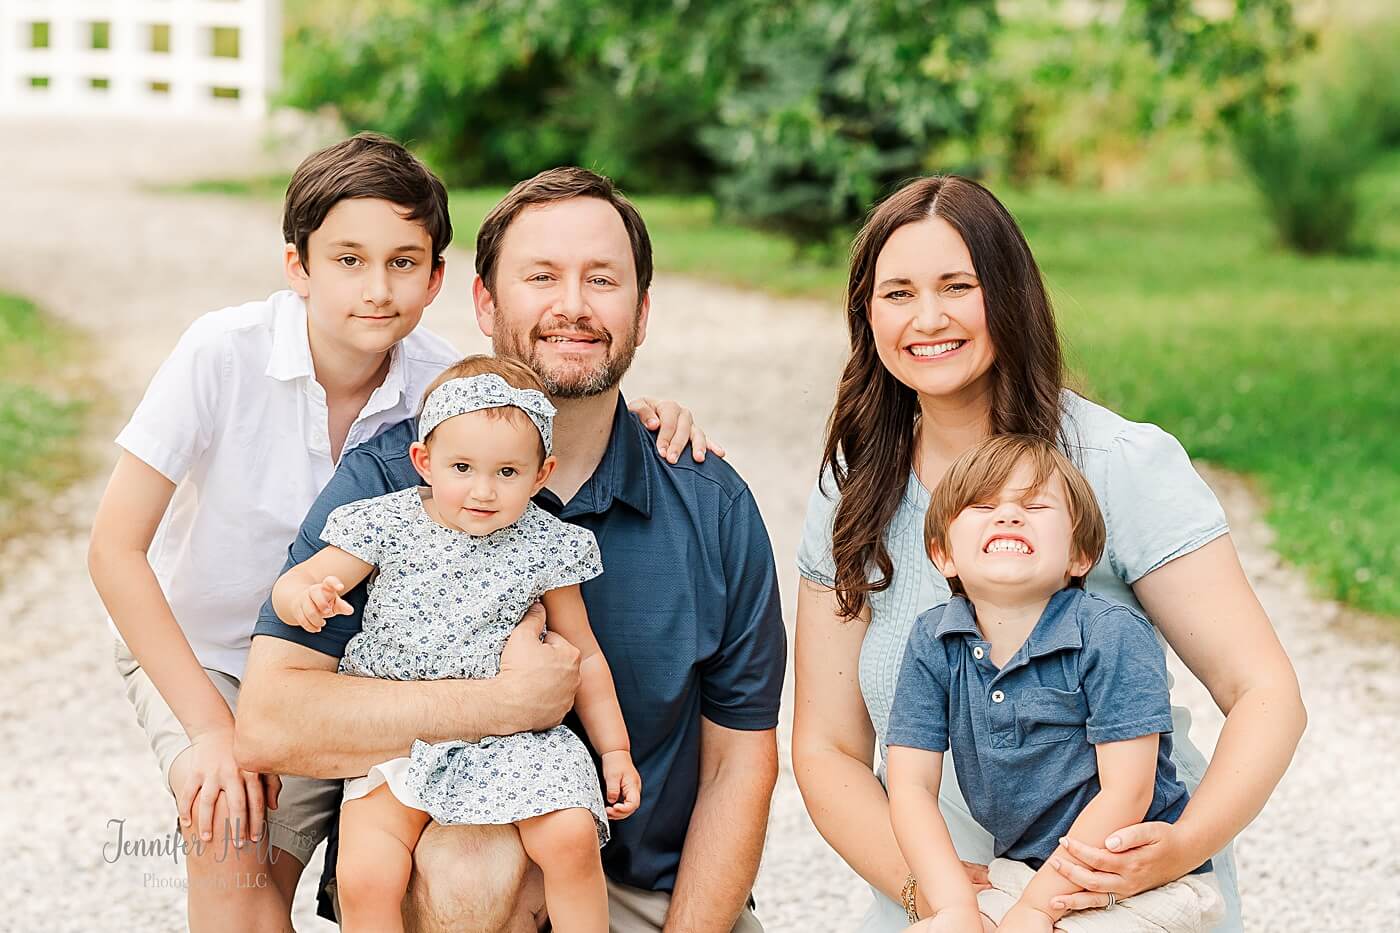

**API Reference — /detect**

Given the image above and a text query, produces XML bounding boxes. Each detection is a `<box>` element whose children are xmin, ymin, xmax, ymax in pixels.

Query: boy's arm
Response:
<box><xmin>887</xmin><ymin>745</ymin><xmax>983</xmax><ymax>920</ymax></box>
<box><xmin>88</xmin><ymin>452</ymin><xmax>233</xmax><ymax>739</ymax></box>
<box><xmin>538</xmin><ymin>585</ymin><xmax>628</xmax><ymax>755</ymax></box>
<box><xmin>1010</xmin><ymin>734</ymin><xmax>1160</xmax><ymax>923</ymax></box>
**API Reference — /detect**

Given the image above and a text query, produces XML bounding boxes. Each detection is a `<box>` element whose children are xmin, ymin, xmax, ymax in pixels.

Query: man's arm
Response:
<box><xmin>235</xmin><ymin>612</ymin><xmax>579</xmax><ymax>778</ymax></box>
<box><xmin>234</xmin><ymin>430</ymin><xmax>581</xmax><ymax>779</ymax></box>
<box><xmin>664</xmin><ymin>719</ymin><xmax>777</xmax><ymax>932</ymax></box>
<box><xmin>665</xmin><ymin>486</ymin><xmax>786</xmax><ymax>930</ymax></box>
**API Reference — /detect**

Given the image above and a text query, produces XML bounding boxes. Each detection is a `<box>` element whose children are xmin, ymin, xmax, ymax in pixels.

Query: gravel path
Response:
<box><xmin>0</xmin><ymin>117</ymin><xmax>1392</xmax><ymax>932</ymax></box>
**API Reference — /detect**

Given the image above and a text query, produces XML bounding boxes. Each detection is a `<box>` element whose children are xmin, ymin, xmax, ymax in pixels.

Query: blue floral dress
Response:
<box><xmin>321</xmin><ymin>488</ymin><xmax>609</xmax><ymax>844</ymax></box>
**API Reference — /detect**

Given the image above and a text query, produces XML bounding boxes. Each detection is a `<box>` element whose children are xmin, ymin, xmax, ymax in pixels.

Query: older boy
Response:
<box><xmin>238</xmin><ymin>167</ymin><xmax>787</xmax><ymax>932</ymax></box>
<box><xmin>88</xmin><ymin>133</ymin><xmax>460</xmax><ymax>929</ymax></box>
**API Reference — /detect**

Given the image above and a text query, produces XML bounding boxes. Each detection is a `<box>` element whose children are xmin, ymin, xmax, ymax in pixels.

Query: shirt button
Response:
<box><xmin>991</xmin><ymin>690</ymin><xmax>1005</xmax><ymax>703</ymax></box>
<box><xmin>972</xmin><ymin>646</ymin><xmax>985</xmax><ymax>660</ymax></box>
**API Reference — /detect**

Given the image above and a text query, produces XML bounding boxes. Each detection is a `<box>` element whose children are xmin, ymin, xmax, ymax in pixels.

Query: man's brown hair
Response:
<box><xmin>924</xmin><ymin>434</ymin><xmax>1106</xmax><ymax>595</ymax></box>
<box><xmin>418</xmin><ymin>355</ymin><xmax>550</xmax><ymax>460</ymax></box>
<box><xmin>474</xmin><ymin>166</ymin><xmax>653</xmax><ymax>297</ymax></box>
<box><xmin>282</xmin><ymin>132</ymin><xmax>451</xmax><ymax>272</ymax></box>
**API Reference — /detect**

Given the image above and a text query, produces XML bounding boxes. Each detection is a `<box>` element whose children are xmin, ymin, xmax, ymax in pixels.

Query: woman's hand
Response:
<box><xmin>1046</xmin><ymin>822</ymin><xmax>1186</xmax><ymax>911</ymax></box>
<box><xmin>172</xmin><ymin>725</ymin><xmax>281</xmax><ymax>849</ymax></box>
<box><xmin>628</xmin><ymin>397</ymin><xmax>726</xmax><ymax>463</ymax></box>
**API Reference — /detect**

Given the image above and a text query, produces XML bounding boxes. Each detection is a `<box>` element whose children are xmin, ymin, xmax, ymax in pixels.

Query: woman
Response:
<box><xmin>792</xmin><ymin>175</ymin><xmax>1305</xmax><ymax>930</ymax></box>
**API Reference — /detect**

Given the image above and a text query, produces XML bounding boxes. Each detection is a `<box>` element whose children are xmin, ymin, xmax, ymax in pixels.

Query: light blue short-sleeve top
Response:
<box><xmin>797</xmin><ymin>391</ymin><xmax>1242</xmax><ymax>932</ymax></box>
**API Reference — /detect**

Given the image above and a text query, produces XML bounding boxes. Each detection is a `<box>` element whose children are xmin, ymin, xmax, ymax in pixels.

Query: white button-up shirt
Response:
<box><xmin>114</xmin><ymin>290</ymin><xmax>459</xmax><ymax>678</ymax></box>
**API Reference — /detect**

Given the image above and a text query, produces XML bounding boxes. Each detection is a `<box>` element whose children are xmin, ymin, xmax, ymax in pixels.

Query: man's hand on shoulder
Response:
<box><xmin>496</xmin><ymin>602</ymin><xmax>581</xmax><ymax>733</ymax></box>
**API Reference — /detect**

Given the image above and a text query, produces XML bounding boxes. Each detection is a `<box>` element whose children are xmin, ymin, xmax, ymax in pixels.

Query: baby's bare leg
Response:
<box><xmin>516</xmin><ymin>809</ymin><xmax>606</xmax><ymax>933</ymax></box>
<box><xmin>337</xmin><ymin>785</ymin><xmax>431</xmax><ymax>933</ymax></box>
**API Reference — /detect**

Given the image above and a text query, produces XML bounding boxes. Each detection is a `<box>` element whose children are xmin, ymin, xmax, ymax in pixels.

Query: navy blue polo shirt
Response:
<box><xmin>887</xmin><ymin>588</ymin><xmax>1208</xmax><ymax>873</ymax></box>
<box><xmin>252</xmin><ymin>395</ymin><xmax>786</xmax><ymax>917</ymax></box>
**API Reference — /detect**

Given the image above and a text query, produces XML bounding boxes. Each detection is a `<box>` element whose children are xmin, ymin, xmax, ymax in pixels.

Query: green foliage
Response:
<box><xmin>0</xmin><ymin>294</ymin><xmax>88</xmax><ymax>530</ymax></box>
<box><xmin>700</xmin><ymin>1</ymin><xmax>997</xmax><ymax>245</ymax></box>
<box><xmin>943</xmin><ymin>17</ymin><xmax>1233</xmax><ymax>189</ymax></box>
<box><xmin>1230</xmin><ymin>20</ymin><xmax>1400</xmax><ymax>253</ymax></box>
<box><xmin>280</xmin><ymin>0</ymin><xmax>725</xmax><ymax>191</ymax></box>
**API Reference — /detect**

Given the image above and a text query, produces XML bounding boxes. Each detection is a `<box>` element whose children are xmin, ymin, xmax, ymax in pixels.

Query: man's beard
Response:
<box><xmin>493</xmin><ymin>308</ymin><xmax>640</xmax><ymax>399</ymax></box>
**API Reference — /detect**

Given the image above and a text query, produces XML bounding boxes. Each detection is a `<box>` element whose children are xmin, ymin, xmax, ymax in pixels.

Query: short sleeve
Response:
<box><xmin>1102</xmin><ymin>422</ymin><xmax>1229</xmax><ymax>584</ymax></box>
<box><xmin>1079</xmin><ymin>606</ymin><xmax>1175</xmax><ymax>745</ymax></box>
<box><xmin>546</xmin><ymin>524</ymin><xmax>604</xmax><ymax>590</ymax></box>
<box><xmin>796</xmin><ymin>469</ymin><xmax>839</xmax><ymax>587</ymax></box>
<box><xmin>320</xmin><ymin>496</ymin><xmax>393</xmax><ymax>566</ymax></box>
<box><xmin>253</xmin><ymin>426</ymin><xmax>418</xmax><ymax>659</ymax></box>
<box><xmin>885</xmin><ymin>610</ymin><xmax>951</xmax><ymax>752</ymax></box>
<box><xmin>698</xmin><ymin>487</ymin><xmax>787</xmax><ymax>731</ymax></box>
<box><xmin>114</xmin><ymin>314</ymin><xmax>227</xmax><ymax>483</ymax></box>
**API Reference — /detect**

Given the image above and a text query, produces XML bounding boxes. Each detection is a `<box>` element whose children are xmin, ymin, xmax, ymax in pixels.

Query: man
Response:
<box><xmin>236</xmin><ymin>167</ymin><xmax>786</xmax><ymax>932</ymax></box>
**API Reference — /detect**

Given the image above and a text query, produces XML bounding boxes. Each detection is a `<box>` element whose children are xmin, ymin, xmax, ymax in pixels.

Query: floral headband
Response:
<box><xmin>418</xmin><ymin>373</ymin><xmax>555</xmax><ymax>454</ymax></box>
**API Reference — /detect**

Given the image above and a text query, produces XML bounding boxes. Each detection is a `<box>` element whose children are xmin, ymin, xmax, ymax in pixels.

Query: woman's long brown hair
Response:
<box><xmin>822</xmin><ymin>175</ymin><xmax>1066</xmax><ymax>621</ymax></box>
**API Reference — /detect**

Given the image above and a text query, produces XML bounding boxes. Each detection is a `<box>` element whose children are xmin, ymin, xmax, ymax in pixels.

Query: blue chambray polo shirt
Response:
<box><xmin>252</xmin><ymin>395</ymin><xmax>787</xmax><ymax>920</ymax></box>
<box><xmin>887</xmin><ymin>588</ymin><xmax>1208</xmax><ymax>872</ymax></box>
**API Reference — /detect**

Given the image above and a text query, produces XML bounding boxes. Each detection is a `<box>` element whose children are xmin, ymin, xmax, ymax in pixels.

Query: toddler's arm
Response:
<box><xmin>1006</xmin><ymin>734</ymin><xmax>1159</xmax><ymax>926</ymax></box>
<box><xmin>887</xmin><ymin>745</ymin><xmax>985</xmax><ymax>928</ymax></box>
<box><xmin>272</xmin><ymin>547</ymin><xmax>374</xmax><ymax>633</ymax></box>
<box><xmin>539</xmin><ymin>585</ymin><xmax>640</xmax><ymax>818</ymax></box>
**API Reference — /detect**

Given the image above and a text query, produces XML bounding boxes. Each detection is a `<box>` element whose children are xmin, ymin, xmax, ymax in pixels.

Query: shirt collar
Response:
<box><xmin>1024</xmin><ymin>588</ymin><xmax>1085</xmax><ymax>657</ymax></box>
<box><xmin>552</xmin><ymin>394</ymin><xmax>653</xmax><ymax>520</ymax></box>
<box><xmin>934</xmin><ymin>595</ymin><xmax>982</xmax><ymax>640</ymax></box>
<box><xmin>263</xmin><ymin>291</ymin><xmax>408</xmax><ymax>414</ymax></box>
<box><xmin>934</xmin><ymin>588</ymin><xmax>1084</xmax><ymax>657</ymax></box>
<box><xmin>265</xmin><ymin>291</ymin><xmax>315</xmax><ymax>381</ymax></box>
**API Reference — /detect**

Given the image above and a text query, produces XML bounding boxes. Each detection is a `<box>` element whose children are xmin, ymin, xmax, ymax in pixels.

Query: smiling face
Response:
<box><xmin>474</xmin><ymin>197</ymin><xmax>649</xmax><ymax>398</ymax></box>
<box><xmin>287</xmin><ymin>197</ymin><xmax>444</xmax><ymax>359</ymax></box>
<box><xmin>867</xmin><ymin>215</ymin><xmax>995</xmax><ymax>406</ymax></box>
<box><xmin>933</xmin><ymin>460</ymin><xmax>1093</xmax><ymax>602</ymax></box>
<box><xmin>409</xmin><ymin>408</ymin><xmax>555</xmax><ymax>536</ymax></box>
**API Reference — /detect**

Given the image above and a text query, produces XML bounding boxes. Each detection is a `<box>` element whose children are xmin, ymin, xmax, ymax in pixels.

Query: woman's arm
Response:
<box><xmin>1050</xmin><ymin>534</ymin><xmax>1306</xmax><ymax>902</ymax></box>
<box><xmin>795</xmin><ymin>579</ymin><xmax>955</xmax><ymax>915</ymax></box>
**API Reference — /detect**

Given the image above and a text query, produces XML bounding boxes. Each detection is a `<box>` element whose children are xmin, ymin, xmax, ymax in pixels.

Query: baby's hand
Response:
<box><xmin>290</xmin><ymin>576</ymin><xmax>353</xmax><ymax>632</ymax></box>
<box><xmin>602</xmin><ymin>750</ymin><xmax>641</xmax><ymax>820</ymax></box>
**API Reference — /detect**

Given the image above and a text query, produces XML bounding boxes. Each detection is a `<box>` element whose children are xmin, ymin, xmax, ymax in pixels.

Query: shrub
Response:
<box><xmin>1230</xmin><ymin>21</ymin><xmax>1400</xmax><ymax>253</ymax></box>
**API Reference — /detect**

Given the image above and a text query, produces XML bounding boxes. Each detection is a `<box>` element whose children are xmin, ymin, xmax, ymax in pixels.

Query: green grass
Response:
<box><xmin>0</xmin><ymin>293</ymin><xmax>88</xmax><ymax>530</ymax></box>
<box><xmin>173</xmin><ymin>158</ymin><xmax>1400</xmax><ymax>615</ymax></box>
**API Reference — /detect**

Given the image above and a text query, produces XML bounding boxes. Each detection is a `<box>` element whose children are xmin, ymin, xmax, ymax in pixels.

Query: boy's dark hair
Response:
<box><xmin>282</xmin><ymin>132</ymin><xmax>451</xmax><ymax>271</ymax></box>
<box><xmin>475</xmin><ymin>166</ymin><xmax>653</xmax><ymax>299</ymax></box>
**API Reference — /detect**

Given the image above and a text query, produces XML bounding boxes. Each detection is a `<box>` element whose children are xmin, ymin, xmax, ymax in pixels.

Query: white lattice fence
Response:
<box><xmin>0</xmin><ymin>0</ymin><xmax>281</xmax><ymax>117</ymax></box>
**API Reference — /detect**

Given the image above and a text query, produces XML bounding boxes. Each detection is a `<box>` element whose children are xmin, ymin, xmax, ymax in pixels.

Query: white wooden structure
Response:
<box><xmin>0</xmin><ymin>0</ymin><xmax>281</xmax><ymax>117</ymax></box>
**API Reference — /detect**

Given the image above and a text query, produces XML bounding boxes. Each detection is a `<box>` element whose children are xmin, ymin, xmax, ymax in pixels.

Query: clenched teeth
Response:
<box><xmin>984</xmin><ymin>539</ymin><xmax>1031</xmax><ymax>554</ymax></box>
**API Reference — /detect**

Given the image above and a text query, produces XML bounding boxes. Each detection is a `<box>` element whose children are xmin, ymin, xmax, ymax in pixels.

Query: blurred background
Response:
<box><xmin>0</xmin><ymin>0</ymin><xmax>1396</xmax><ymax>929</ymax></box>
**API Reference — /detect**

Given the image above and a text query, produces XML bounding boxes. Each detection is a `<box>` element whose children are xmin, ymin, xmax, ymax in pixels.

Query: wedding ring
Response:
<box><xmin>1106</xmin><ymin>892</ymin><xmax>1118</xmax><ymax>910</ymax></box>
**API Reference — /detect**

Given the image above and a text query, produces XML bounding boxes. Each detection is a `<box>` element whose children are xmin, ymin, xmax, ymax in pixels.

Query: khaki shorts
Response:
<box><xmin>113</xmin><ymin>640</ymin><xmax>339</xmax><ymax>865</ymax></box>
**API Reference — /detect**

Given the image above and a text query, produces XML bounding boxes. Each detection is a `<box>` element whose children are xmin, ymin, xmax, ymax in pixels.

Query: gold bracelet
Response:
<box><xmin>900</xmin><ymin>873</ymin><xmax>920</xmax><ymax>922</ymax></box>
